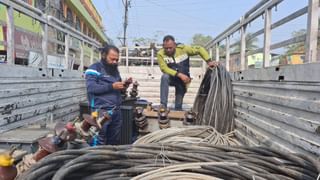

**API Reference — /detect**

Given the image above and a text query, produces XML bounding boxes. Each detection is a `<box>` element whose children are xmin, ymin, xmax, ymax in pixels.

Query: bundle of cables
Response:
<box><xmin>19</xmin><ymin>143</ymin><xmax>320</xmax><ymax>180</ymax></box>
<box><xmin>193</xmin><ymin>65</ymin><xmax>234</xmax><ymax>134</ymax></box>
<box><xmin>134</xmin><ymin>126</ymin><xmax>239</xmax><ymax>146</ymax></box>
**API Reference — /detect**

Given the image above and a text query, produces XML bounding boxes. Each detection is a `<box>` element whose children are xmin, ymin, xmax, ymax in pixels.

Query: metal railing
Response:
<box><xmin>0</xmin><ymin>0</ymin><xmax>102</xmax><ymax>70</ymax></box>
<box><xmin>119</xmin><ymin>46</ymin><xmax>207</xmax><ymax>68</ymax></box>
<box><xmin>119</xmin><ymin>46</ymin><xmax>159</xmax><ymax>67</ymax></box>
<box><xmin>205</xmin><ymin>0</ymin><xmax>319</xmax><ymax>71</ymax></box>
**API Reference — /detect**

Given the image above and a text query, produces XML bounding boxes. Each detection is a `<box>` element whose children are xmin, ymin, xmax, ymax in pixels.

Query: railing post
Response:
<box><xmin>6</xmin><ymin>6</ymin><xmax>15</xmax><ymax>65</ymax></box>
<box><xmin>79</xmin><ymin>41</ymin><xmax>84</xmax><ymax>71</ymax></box>
<box><xmin>215</xmin><ymin>43</ymin><xmax>220</xmax><ymax>62</ymax></box>
<box><xmin>41</xmin><ymin>22</ymin><xmax>48</xmax><ymax>67</ymax></box>
<box><xmin>204</xmin><ymin>47</ymin><xmax>212</xmax><ymax>71</ymax></box>
<box><xmin>240</xmin><ymin>17</ymin><xmax>247</xmax><ymax>71</ymax></box>
<box><xmin>151</xmin><ymin>48</ymin><xmax>154</xmax><ymax>67</ymax></box>
<box><xmin>226</xmin><ymin>36</ymin><xmax>230</xmax><ymax>71</ymax></box>
<box><xmin>306</xmin><ymin>0</ymin><xmax>319</xmax><ymax>63</ymax></box>
<box><xmin>209</xmin><ymin>47</ymin><xmax>213</xmax><ymax>59</ymax></box>
<box><xmin>263</xmin><ymin>8</ymin><xmax>272</xmax><ymax>67</ymax></box>
<box><xmin>98</xmin><ymin>48</ymin><xmax>101</xmax><ymax>60</ymax></box>
<box><xmin>125</xmin><ymin>46</ymin><xmax>129</xmax><ymax>67</ymax></box>
<box><xmin>64</xmin><ymin>34</ymin><xmax>69</xmax><ymax>69</ymax></box>
<box><xmin>90</xmin><ymin>46</ymin><xmax>94</xmax><ymax>65</ymax></box>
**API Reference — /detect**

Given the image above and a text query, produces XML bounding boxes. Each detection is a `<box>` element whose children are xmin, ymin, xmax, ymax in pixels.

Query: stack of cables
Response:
<box><xmin>19</xmin><ymin>143</ymin><xmax>320</xmax><ymax>180</ymax></box>
<box><xmin>134</xmin><ymin>126</ymin><xmax>239</xmax><ymax>146</ymax></box>
<box><xmin>193</xmin><ymin>65</ymin><xmax>234</xmax><ymax>134</ymax></box>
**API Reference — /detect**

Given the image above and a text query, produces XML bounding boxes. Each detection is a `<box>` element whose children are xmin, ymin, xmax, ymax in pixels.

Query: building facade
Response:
<box><xmin>0</xmin><ymin>0</ymin><xmax>107</xmax><ymax>69</ymax></box>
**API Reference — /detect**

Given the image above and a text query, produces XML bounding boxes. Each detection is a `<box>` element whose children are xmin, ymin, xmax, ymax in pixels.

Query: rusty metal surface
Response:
<box><xmin>232</xmin><ymin>63</ymin><xmax>320</xmax><ymax>156</ymax></box>
<box><xmin>0</xmin><ymin>65</ymin><xmax>86</xmax><ymax>133</ymax></box>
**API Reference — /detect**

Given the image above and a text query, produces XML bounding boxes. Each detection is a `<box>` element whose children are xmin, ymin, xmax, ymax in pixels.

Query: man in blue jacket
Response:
<box><xmin>85</xmin><ymin>45</ymin><xmax>125</xmax><ymax>145</ymax></box>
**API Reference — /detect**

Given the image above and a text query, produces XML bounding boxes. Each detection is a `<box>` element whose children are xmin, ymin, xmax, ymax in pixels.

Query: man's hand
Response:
<box><xmin>177</xmin><ymin>73</ymin><xmax>191</xmax><ymax>84</ymax></box>
<box><xmin>124</xmin><ymin>77</ymin><xmax>133</xmax><ymax>86</ymax></box>
<box><xmin>112</xmin><ymin>82</ymin><xmax>125</xmax><ymax>90</ymax></box>
<box><xmin>207</xmin><ymin>61</ymin><xmax>219</xmax><ymax>68</ymax></box>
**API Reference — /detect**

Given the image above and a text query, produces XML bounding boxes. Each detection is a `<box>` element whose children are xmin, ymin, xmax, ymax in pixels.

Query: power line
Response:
<box><xmin>143</xmin><ymin>0</ymin><xmax>216</xmax><ymax>28</ymax></box>
<box><xmin>132</xmin><ymin>1</ymin><xmax>205</xmax><ymax>7</ymax></box>
<box><xmin>131</xmin><ymin>0</ymin><xmax>142</xmax><ymax>39</ymax></box>
<box><xmin>103</xmin><ymin>2</ymin><xmax>122</xmax><ymax>35</ymax></box>
<box><xmin>119</xmin><ymin>0</ymin><xmax>131</xmax><ymax>46</ymax></box>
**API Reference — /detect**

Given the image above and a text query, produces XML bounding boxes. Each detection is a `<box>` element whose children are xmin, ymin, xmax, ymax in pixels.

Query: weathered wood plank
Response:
<box><xmin>233</xmin><ymin>89</ymin><xmax>320</xmax><ymax>114</ymax></box>
<box><xmin>0</xmin><ymin>90</ymin><xmax>85</xmax><ymax>114</ymax></box>
<box><xmin>235</xmin><ymin>108</ymin><xmax>320</xmax><ymax>155</ymax></box>
<box><xmin>143</xmin><ymin>109</ymin><xmax>185</xmax><ymax>120</ymax></box>
<box><xmin>234</xmin><ymin>98</ymin><xmax>319</xmax><ymax>133</ymax></box>
<box><xmin>234</xmin><ymin>118</ymin><xmax>314</xmax><ymax>156</ymax></box>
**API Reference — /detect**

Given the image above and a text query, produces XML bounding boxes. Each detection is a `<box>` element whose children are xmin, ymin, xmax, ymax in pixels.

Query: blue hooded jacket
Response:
<box><xmin>85</xmin><ymin>60</ymin><xmax>122</xmax><ymax>110</ymax></box>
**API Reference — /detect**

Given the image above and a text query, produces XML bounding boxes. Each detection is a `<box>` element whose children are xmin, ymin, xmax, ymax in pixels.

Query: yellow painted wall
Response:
<box><xmin>288</xmin><ymin>54</ymin><xmax>304</xmax><ymax>64</ymax></box>
<box><xmin>0</xmin><ymin>26</ymin><xmax>4</xmax><ymax>50</ymax></box>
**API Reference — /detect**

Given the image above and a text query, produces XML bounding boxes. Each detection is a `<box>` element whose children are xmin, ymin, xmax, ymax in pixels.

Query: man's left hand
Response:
<box><xmin>124</xmin><ymin>77</ymin><xmax>133</xmax><ymax>88</ymax></box>
<box><xmin>207</xmin><ymin>61</ymin><xmax>219</xmax><ymax>68</ymax></box>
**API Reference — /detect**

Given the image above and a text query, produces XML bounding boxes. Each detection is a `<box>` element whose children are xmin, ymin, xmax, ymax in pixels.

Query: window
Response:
<box><xmin>35</xmin><ymin>0</ymin><xmax>46</xmax><ymax>12</ymax></box>
<box><xmin>88</xmin><ymin>29</ymin><xmax>91</xmax><ymax>37</ymax></box>
<box><xmin>58</xmin><ymin>0</ymin><xmax>64</xmax><ymax>20</ymax></box>
<box><xmin>66</xmin><ymin>8</ymin><xmax>73</xmax><ymax>26</ymax></box>
<box><xmin>57</xmin><ymin>30</ymin><xmax>65</xmax><ymax>55</ymax></box>
<box><xmin>75</xmin><ymin>17</ymin><xmax>81</xmax><ymax>31</ymax></box>
<box><xmin>48</xmin><ymin>0</ymin><xmax>63</xmax><ymax>20</ymax></box>
<box><xmin>83</xmin><ymin>24</ymin><xmax>87</xmax><ymax>34</ymax></box>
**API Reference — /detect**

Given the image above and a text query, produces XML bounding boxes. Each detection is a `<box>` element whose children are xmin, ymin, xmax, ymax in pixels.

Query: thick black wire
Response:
<box><xmin>193</xmin><ymin>65</ymin><xmax>234</xmax><ymax>134</ymax></box>
<box><xmin>19</xmin><ymin>143</ymin><xmax>320</xmax><ymax>180</ymax></box>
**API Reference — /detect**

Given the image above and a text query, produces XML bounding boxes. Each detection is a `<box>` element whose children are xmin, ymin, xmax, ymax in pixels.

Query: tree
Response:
<box><xmin>132</xmin><ymin>31</ymin><xmax>165</xmax><ymax>46</ymax></box>
<box><xmin>285</xmin><ymin>29</ymin><xmax>306</xmax><ymax>56</ymax></box>
<box><xmin>285</xmin><ymin>21</ymin><xmax>320</xmax><ymax>56</ymax></box>
<box><xmin>191</xmin><ymin>34</ymin><xmax>213</xmax><ymax>46</ymax></box>
<box><xmin>132</xmin><ymin>37</ymin><xmax>156</xmax><ymax>46</ymax></box>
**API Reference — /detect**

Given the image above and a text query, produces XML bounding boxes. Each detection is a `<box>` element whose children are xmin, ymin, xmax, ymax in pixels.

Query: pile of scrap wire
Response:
<box><xmin>193</xmin><ymin>65</ymin><xmax>234</xmax><ymax>134</ymax></box>
<box><xmin>19</xmin><ymin>143</ymin><xmax>320</xmax><ymax>180</ymax></box>
<box><xmin>134</xmin><ymin>126</ymin><xmax>240</xmax><ymax>146</ymax></box>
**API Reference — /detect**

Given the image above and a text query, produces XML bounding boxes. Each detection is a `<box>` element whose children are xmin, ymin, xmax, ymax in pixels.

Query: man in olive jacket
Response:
<box><xmin>157</xmin><ymin>35</ymin><xmax>217</xmax><ymax>110</ymax></box>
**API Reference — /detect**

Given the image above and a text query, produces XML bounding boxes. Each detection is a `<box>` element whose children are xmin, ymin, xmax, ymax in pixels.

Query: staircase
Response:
<box><xmin>119</xmin><ymin>66</ymin><xmax>205</xmax><ymax>110</ymax></box>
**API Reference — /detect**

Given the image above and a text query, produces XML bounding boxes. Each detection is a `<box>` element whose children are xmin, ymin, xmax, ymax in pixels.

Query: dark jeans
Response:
<box><xmin>160</xmin><ymin>74</ymin><xmax>186</xmax><ymax>110</ymax></box>
<box><xmin>97</xmin><ymin>109</ymin><xmax>122</xmax><ymax>145</ymax></box>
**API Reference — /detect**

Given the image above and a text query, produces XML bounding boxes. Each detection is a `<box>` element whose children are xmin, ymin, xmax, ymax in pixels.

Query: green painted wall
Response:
<box><xmin>0</xmin><ymin>4</ymin><xmax>41</xmax><ymax>33</ymax></box>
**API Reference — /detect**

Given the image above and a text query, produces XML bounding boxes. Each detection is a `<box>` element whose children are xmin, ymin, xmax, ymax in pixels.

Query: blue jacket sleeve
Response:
<box><xmin>85</xmin><ymin>68</ymin><xmax>113</xmax><ymax>95</ymax></box>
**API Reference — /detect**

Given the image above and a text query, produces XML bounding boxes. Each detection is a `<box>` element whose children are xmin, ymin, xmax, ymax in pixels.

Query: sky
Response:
<box><xmin>92</xmin><ymin>0</ymin><xmax>309</xmax><ymax>48</ymax></box>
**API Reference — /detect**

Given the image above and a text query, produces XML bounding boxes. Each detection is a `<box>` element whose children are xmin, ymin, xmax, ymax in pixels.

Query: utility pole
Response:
<box><xmin>121</xmin><ymin>0</ymin><xmax>130</xmax><ymax>47</ymax></box>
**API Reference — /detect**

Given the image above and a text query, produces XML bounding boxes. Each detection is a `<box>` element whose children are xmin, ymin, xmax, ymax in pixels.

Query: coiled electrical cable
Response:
<box><xmin>193</xmin><ymin>65</ymin><xmax>234</xmax><ymax>134</ymax></box>
<box><xmin>134</xmin><ymin>126</ymin><xmax>239</xmax><ymax>146</ymax></box>
<box><xmin>18</xmin><ymin>143</ymin><xmax>320</xmax><ymax>180</ymax></box>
